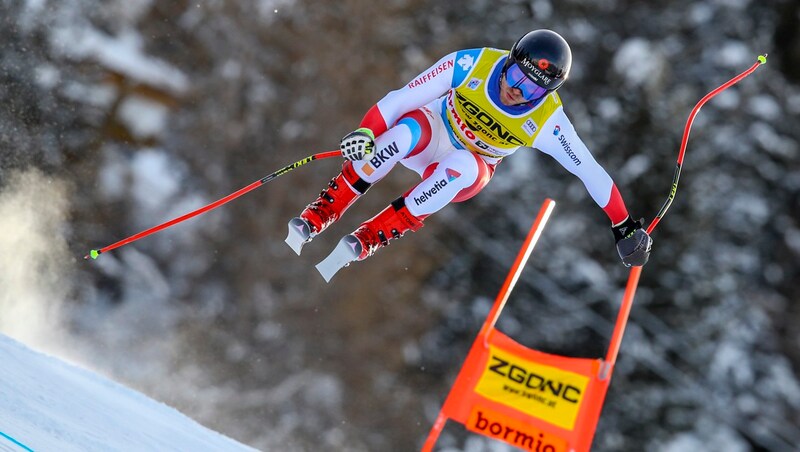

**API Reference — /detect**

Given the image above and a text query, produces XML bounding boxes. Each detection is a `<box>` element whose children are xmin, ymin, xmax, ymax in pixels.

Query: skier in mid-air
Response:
<box><xmin>285</xmin><ymin>29</ymin><xmax>653</xmax><ymax>281</ymax></box>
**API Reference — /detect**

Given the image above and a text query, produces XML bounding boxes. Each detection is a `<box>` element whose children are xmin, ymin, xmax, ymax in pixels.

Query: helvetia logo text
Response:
<box><xmin>475</xmin><ymin>346</ymin><xmax>589</xmax><ymax>430</ymax></box>
<box><xmin>413</xmin><ymin>168</ymin><xmax>460</xmax><ymax>206</ymax></box>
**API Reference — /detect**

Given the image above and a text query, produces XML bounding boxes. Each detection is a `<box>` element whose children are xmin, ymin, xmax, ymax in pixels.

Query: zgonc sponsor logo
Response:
<box><xmin>475</xmin><ymin>346</ymin><xmax>589</xmax><ymax>431</ymax></box>
<box><xmin>467</xmin><ymin>406</ymin><xmax>567</xmax><ymax>452</ymax></box>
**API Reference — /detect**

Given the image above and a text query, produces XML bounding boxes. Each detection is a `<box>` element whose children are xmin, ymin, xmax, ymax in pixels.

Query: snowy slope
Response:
<box><xmin>0</xmin><ymin>335</ymin><xmax>256</xmax><ymax>452</ymax></box>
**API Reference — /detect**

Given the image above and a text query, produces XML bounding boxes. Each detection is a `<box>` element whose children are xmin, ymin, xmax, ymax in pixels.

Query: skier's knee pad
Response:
<box><xmin>396</xmin><ymin>110</ymin><xmax>433</xmax><ymax>158</ymax></box>
<box><xmin>452</xmin><ymin>153</ymin><xmax>494</xmax><ymax>203</ymax></box>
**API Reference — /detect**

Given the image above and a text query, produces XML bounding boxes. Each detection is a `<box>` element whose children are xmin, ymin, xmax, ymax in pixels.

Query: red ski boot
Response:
<box><xmin>315</xmin><ymin>197</ymin><xmax>424</xmax><ymax>282</ymax></box>
<box><xmin>285</xmin><ymin>161</ymin><xmax>371</xmax><ymax>255</ymax></box>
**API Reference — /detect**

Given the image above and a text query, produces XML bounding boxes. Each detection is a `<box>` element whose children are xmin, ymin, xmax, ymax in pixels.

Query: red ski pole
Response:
<box><xmin>606</xmin><ymin>54</ymin><xmax>767</xmax><ymax>369</ymax></box>
<box><xmin>646</xmin><ymin>54</ymin><xmax>768</xmax><ymax>235</ymax></box>
<box><xmin>85</xmin><ymin>150</ymin><xmax>341</xmax><ymax>260</ymax></box>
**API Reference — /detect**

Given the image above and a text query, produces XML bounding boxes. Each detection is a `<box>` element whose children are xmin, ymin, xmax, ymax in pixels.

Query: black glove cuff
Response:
<box><xmin>611</xmin><ymin>216</ymin><xmax>643</xmax><ymax>242</ymax></box>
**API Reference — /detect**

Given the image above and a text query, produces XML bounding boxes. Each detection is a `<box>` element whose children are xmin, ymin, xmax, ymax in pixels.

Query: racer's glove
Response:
<box><xmin>340</xmin><ymin>127</ymin><xmax>375</xmax><ymax>161</ymax></box>
<box><xmin>612</xmin><ymin>216</ymin><xmax>653</xmax><ymax>267</ymax></box>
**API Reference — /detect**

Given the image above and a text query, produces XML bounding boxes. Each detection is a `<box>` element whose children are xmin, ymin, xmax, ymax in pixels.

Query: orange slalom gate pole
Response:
<box><xmin>422</xmin><ymin>198</ymin><xmax>556</xmax><ymax>452</ymax></box>
<box><xmin>604</xmin><ymin>265</ymin><xmax>642</xmax><ymax>370</ymax></box>
<box><xmin>480</xmin><ymin>199</ymin><xmax>557</xmax><ymax>342</ymax></box>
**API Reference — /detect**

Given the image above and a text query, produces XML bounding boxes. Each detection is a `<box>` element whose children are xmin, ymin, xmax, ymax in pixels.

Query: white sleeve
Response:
<box><xmin>533</xmin><ymin>106</ymin><xmax>614</xmax><ymax>209</ymax></box>
<box><xmin>372</xmin><ymin>52</ymin><xmax>458</xmax><ymax>129</ymax></box>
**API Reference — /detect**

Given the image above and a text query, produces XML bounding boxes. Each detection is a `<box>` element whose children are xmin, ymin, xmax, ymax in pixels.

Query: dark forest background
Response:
<box><xmin>1</xmin><ymin>0</ymin><xmax>799</xmax><ymax>450</ymax></box>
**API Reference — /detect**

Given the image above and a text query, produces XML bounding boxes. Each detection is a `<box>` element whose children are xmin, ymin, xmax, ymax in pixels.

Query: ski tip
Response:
<box><xmin>758</xmin><ymin>54</ymin><xmax>768</xmax><ymax>65</ymax></box>
<box><xmin>315</xmin><ymin>235</ymin><xmax>361</xmax><ymax>283</ymax></box>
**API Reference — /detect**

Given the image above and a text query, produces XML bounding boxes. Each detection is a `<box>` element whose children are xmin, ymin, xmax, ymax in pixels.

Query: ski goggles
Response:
<box><xmin>505</xmin><ymin>63</ymin><xmax>548</xmax><ymax>101</ymax></box>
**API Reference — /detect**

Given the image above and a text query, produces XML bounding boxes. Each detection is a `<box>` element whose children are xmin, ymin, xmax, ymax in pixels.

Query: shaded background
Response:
<box><xmin>1</xmin><ymin>0</ymin><xmax>799</xmax><ymax>450</ymax></box>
